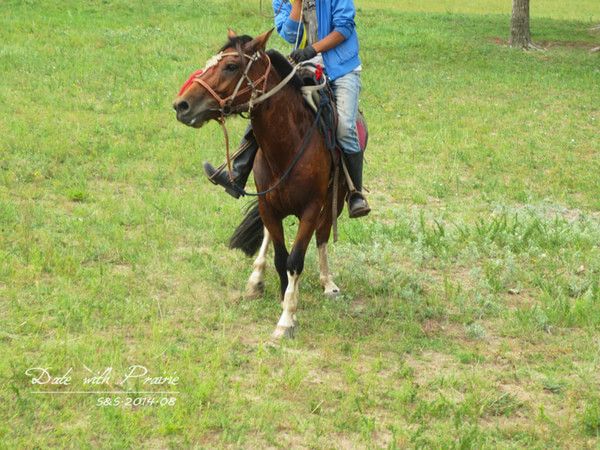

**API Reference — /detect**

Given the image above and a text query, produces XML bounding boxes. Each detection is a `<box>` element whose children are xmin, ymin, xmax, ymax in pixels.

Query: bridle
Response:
<box><xmin>191</xmin><ymin>49</ymin><xmax>273</xmax><ymax>117</ymax></box>
<box><xmin>180</xmin><ymin>44</ymin><xmax>301</xmax><ymax>118</ymax></box>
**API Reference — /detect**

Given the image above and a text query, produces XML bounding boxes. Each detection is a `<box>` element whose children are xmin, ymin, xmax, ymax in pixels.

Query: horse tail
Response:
<box><xmin>229</xmin><ymin>200</ymin><xmax>264</xmax><ymax>256</ymax></box>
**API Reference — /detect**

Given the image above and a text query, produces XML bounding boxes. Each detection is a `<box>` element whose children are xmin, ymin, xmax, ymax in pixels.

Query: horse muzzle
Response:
<box><xmin>173</xmin><ymin>98</ymin><xmax>215</xmax><ymax>128</ymax></box>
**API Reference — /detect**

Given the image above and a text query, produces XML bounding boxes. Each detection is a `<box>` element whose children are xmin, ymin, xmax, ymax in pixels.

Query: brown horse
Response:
<box><xmin>173</xmin><ymin>30</ymin><xmax>347</xmax><ymax>339</ymax></box>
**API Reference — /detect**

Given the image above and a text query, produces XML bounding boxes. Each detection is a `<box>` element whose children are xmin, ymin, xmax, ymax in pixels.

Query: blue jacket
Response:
<box><xmin>272</xmin><ymin>0</ymin><xmax>361</xmax><ymax>81</ymax></box>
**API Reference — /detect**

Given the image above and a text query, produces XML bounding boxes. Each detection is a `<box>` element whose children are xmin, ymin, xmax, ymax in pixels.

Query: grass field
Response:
<box><xmin>1</xmin><ymin>0</ymin><xmax>599</xmax><ymax>448</ymax></box>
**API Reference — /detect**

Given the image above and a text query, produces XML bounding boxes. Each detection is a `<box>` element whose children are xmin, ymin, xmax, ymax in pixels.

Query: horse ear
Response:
<box><xmin>227</xmin><ymin>28</ymin><xmax>237</xmax><ymax>39</ymax></box>
<box><xmin>245</xmin><ymin>28</ymin><xmax>274</xmax><ymax>52</ymax></box>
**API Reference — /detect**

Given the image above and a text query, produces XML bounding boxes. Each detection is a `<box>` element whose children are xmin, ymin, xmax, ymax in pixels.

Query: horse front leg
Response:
<box><xmin>272</xmin><ymin>207</ymin><xmax>320</xmax><ymax>339</ymax></box>
<box><xmin>258</xmin><ymin>215</ymin><xmax>292</xmax><ymax>337</ymax></box>
<box><xmin>245</xmin><ymin>227</ymin><xmax>270</xmax><ymax>299</ymax></box>
<box><xmin>272</xmin><ymin>268</ymin><xmax>301</xmax><ymax>339</ymax></box>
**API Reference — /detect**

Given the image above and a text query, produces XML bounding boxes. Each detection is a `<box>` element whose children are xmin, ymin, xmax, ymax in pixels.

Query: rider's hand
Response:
<box><xmin>290</xmin><ymin>45</ymin><xmax>317</xmax><ymax>63</ymax></box>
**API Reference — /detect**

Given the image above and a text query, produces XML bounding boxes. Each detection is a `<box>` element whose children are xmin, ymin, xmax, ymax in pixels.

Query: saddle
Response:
<box><xmin>297</xmin><ymin>63</ymin><xmax>368</xmax><ymax>156</ymax></box>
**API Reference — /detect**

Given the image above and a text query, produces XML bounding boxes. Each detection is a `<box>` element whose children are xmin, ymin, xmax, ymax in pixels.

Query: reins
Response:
<box><xmin>242</xmin><ymin>99</ymin><xmax>324</xmax><ymax>197</ymax></box>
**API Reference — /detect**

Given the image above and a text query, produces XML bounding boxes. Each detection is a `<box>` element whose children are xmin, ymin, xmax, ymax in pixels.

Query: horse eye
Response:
<box><xmin>224</xmin><ymin>63</ymin><xmax>239</xmax><ymax>72</ymax></box>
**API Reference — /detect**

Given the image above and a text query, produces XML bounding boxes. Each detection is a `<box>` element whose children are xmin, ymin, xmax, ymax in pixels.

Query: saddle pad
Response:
<box><xmin>357</xmin><ymin>111</ymin><xmax>368</xmax><ymax>152</ymax></box>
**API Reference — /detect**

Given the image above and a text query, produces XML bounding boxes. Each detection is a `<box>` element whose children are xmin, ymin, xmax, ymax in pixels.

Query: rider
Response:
<box><xmin>203</xmin><ymin>0</ymin><xmax>370</xmax><ymax>218</ymax></box>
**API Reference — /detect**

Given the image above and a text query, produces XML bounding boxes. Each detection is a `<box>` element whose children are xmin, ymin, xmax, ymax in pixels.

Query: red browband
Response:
<box><xmin>178</xmin><ymin>69</ymin><xmax>204</xmax><ymax>96</ymax></box>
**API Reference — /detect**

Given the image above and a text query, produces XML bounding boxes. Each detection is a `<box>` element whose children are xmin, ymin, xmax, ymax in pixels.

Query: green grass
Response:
<box><xmin>1</xmin><ymin>0</ymin><xmax>599</xmax><ymax>447</ymax></box>
<box><xmin>362</xmin><ymin>0</ymin><xmax>600</xmax><ymax>21</ymax></box>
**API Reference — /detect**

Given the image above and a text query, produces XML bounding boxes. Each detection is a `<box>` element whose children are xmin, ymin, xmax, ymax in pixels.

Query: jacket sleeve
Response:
<box><xmin>331</xmin><ymin>0</ymin><xmax>356</xmax><ymax>40</ymax></box>
<box><xmin>272</xmin><ymin>0</ymin><xmax>303</xmax><ymax>44</ymax></box>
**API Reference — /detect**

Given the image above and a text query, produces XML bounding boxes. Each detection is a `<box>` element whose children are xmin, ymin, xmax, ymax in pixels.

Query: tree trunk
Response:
<box><xmin>510</xmin><ymin>0</ymin><xmax>532</xmax><ymax>49</ymax></box>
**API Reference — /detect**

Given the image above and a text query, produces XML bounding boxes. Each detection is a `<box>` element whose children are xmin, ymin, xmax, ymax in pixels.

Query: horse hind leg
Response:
<box><xmin>245</xmin><ymin>227</ymin><xmax>270</xmax><ymax>299</ymax></box>
<box><xmin>315</xmin><ymin>187</ymin><xmax>344</xmax><ymax>298</ymax></box>
<box><xmin>318</xmin><ymin>243</ymin><xmax>340</xmax><ymax>298</ymax></box>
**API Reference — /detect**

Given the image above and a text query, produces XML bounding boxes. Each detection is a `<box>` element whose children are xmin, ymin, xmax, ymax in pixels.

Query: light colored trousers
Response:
<box><xmin>331</xmin><ymin>69</ymin><xmax>362</xmax><ymax>154</ymax></box>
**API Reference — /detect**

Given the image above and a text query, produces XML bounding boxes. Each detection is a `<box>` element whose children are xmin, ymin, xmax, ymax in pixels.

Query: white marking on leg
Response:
<box><xmin>273</xmin><ymin>271</ymin><xmax>300</xmax><ymax>338</ymax></box>
<box><xmin>246</xmin><ymin>227</ymin><xmax>270</xmax><ymax>298</ymax></box>
<box><xmin>318</xmin><ymin>243</ymin><xmax>340</xmax><ymax>297</ymax></box>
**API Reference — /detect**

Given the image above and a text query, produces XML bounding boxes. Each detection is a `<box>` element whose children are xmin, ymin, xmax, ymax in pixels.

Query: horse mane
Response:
<box><xmin>265</xmin><ymin>49</ymin><xmax>304</xmax><ymax>91</ymax></box>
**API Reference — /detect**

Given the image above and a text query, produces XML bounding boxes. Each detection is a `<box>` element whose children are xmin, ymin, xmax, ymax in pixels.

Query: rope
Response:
<box><xmin>332</xmin><ymin>160</ymin><xmax>339</xmax><ymax>242</ymax></box>
<box><xmin>218</xmin><ymin>116</ymin><xmax>234</xmax><ymax>183</ymax></box>
<box><xmin>341</xmin><ymin>156</ymin><xmax>356</xmax><ymax>192</ymax></box>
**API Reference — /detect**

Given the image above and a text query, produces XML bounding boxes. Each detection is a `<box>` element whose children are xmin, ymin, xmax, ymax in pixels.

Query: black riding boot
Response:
<box><xmin>203</xmin><ymin>126</ymin><xmax>258</xmax><ymax>199</ymax></box>
<box><xmin>344</xmin><ymin>152</ymin><xmax>371</xmax><ymax>218</ymax></box>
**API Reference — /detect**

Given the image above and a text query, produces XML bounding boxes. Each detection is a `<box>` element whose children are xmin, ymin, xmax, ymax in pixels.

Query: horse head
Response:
<box><xmin>173</xmin><ymin>29</ymin><xmax>274</xmax><ymax>128</ymax></box>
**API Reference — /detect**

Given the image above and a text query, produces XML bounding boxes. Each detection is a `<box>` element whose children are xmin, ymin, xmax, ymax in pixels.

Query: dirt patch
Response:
<box><xmin>499</xmin><ymin>383</ymin><xmax>534</xmax><ymax>405</ymax></box>
<box><xmin>350</xmin><ymin>296</ymin><xmax>370</xmax><ymax>315</ymax></box>
<box><xmin>405</xmin><ymin>350</ymin><xmax>460</xmax><ymax>386</ymax></box>
<box><xmin>111</xmin><ymin>263</ymin><xmax>132</xmax><ymax>275</ymax></box>
<box><xmin>504</xmin><ymin>289</ymin><xmax>537</xmax><ymax>310</ymax></box>
<box><xmin>421</xmin><ymin>318</ymin><xmax>445</xmax><ymax>337</ymax></box>
<box><xmin>424</xmin><ymin>265</ymin><xmax>477</xmax><ymax>291</ymax></box>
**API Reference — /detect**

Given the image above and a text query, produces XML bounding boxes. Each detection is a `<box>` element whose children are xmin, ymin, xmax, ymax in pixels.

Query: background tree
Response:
<box><xmin>510</xmin><ymin>0</ymin><xmax>538</xmax><ymax>49</ymax></box>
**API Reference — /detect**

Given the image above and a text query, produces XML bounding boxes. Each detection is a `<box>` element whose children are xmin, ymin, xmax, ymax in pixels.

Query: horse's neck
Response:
<box><xmin>251</xmin><ymin>85</ymin><xmax>314</xmax><ymax>172</ymax></box>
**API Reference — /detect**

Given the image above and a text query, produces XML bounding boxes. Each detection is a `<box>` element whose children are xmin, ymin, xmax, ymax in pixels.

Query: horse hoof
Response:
<box><xmin>271</xmin><ymin>324</ymin><xmax>296</xmax><ymax>340</ymax></box>
<box><xmin>324</xmin><ymin>288</ymin><xmax>341</xmax><ymax>298</ymax></box>
<box><xmin>245</xmin><ymin>281</ymin><xmax>264</xmax><ymax>300</ymax></box>
<box><xmin>323</xmin><ymin>282</ymin><xmax>341</xmax><ymax>298</ymax></box>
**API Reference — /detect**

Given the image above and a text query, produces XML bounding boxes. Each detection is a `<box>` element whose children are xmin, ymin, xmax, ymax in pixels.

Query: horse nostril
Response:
<box><xmin>176</xmin><ymin>100</ymin><xmax>190</xmax><ymax>114</ymax></box>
